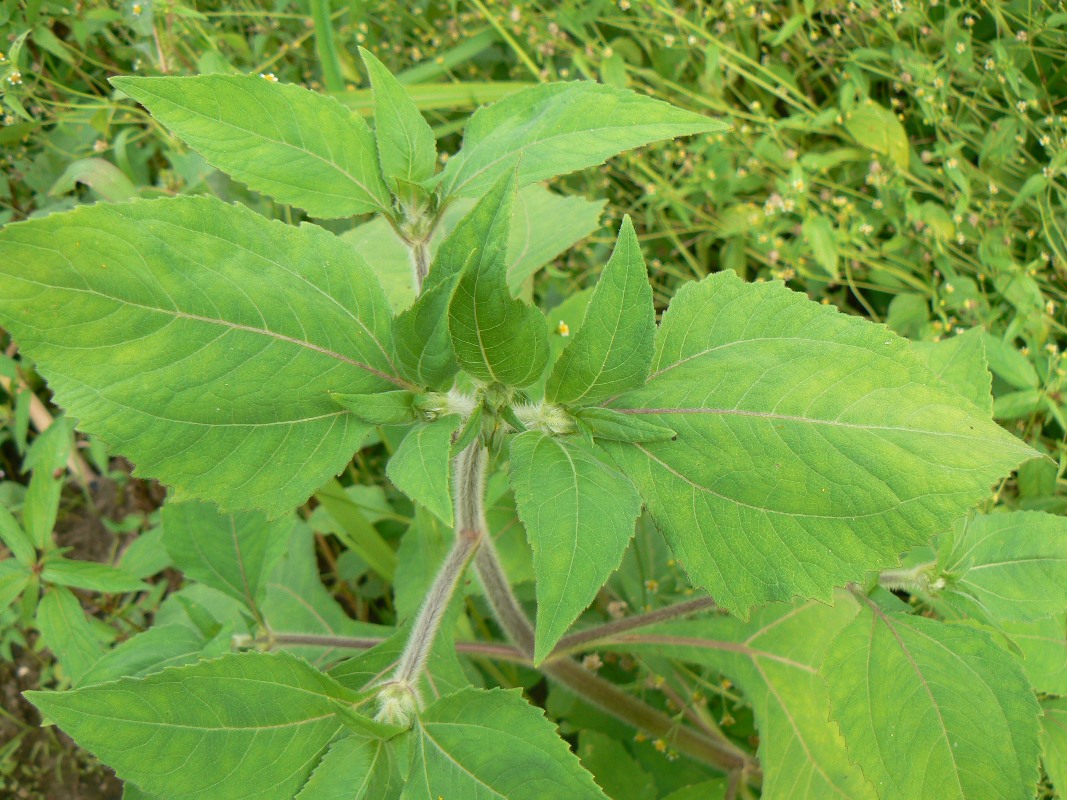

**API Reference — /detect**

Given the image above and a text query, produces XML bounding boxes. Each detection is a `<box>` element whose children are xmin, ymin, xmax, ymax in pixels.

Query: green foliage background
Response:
<box><xmin>1</xmin><ymin>0</ymin><xmax>1066</xmax><ymax>797</ymax></box>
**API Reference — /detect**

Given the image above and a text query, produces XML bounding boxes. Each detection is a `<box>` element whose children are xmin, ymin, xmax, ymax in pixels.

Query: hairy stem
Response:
<box><xmin>474</xmin><ymin>537</ymin><xmax>759</xmax><ymax>780</ymax></box>
<box><xmin>553</xmin><ymin>597</ymin><xmax>719</xmax><ymax>656</ymax></box>
<box><xmin>264</xmin><ymin>633</ymin><xmax>527</xmax><ymax>664</ymax></box>
<box><xmin>409</xmin><ymin>239</ymin><xmax>431</xmax><ymax>294</ymax></box>
<box><xmin>474</xmin><ymin>536</ymin><xmax>536</xmax><ymax>656</ymax></box>
<box><xmin>878</xmin><ymin>561</ymin><xmax>941</xmax><ymax>594</ymax></box>
<box><xmin>389</xmin><ymin>444</ymin><xmax>488</xmax><ymax>691</ymax></box>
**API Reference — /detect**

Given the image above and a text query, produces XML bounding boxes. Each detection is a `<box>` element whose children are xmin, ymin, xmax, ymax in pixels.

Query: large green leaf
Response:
<box><xmin>1042</xmin><ymin>698</ymin><xmax>1067</xmax><ymax>797</ymax></box>
<box><xmin>296</xmin><ymin>735</ymin><xmax>405</xmax><ymax>799</ymax></box>
<box><xmin>386</xmin><ymin>415</ymin><xmax>463</xmax><ymax>526</ymax></box>
<box><xmin>403</xmin><ymin>687</ymin><xmax>608</xmax><ymax>800</ymax></box>
<box><xmin>111</xmin><ymin>75</ymin><xmax>390</xmax><ymax>218</ymax></box>
<box><xmin>546</xmin><ymin>217</ymin><xmax>654</xmax><ymax>406</ymax></box>
<box><xmin>437</xmin><ymin>81</ymin><xmax>725</xmax><ymax>198</ymax></box>
<box><xmin>27</xmin><ymin>652</ymin><xmax>353</xmax><ymax>800</ymax></box>
<box><xmin>360</xmin><ymin>48</ymin><xmax>437</xmax><ymax>188</ymax></box>
<box><xmin>80</xmin><ymin>624</ymin><xmax>226</xmax><ymax>686</ymax></box>
<box><xmin>577</xmin><ymin>731</ymin><xmax>657</xmax><ymax>800</ymax></box>
<box><xmin>0</xmin><ymin>196</ymin><xmax>402</xmax><ymax>517</ymax></box>
<box><xmin>448</xmin><ymin>173</ymin><xmax>550</xmax><ymax>387</ymax></box>
<box><xmin>509</xmin><ymin>431</ymin><xmax>642</xmax><ymax>663</ymax></box>
<box><xmin>601</xmin><ymin>596</ymin><xmax>876</xmax><ymax>800</ymax></box>
<box><xmin>161</xmin><ymin>501</ymin><xmax>294</xmax><ymax>612</ymax></box>
<box><xmin>1000</xmin><ymin>616</ymin><xmax>1067</xmax><ymax>694</ymax></box>
<box><xmin>604</xmin><ymin>272</ymin><xmax>1036</xmax><ymax>615</ymax></box>
<box><xmin>821</xmin><ymin>606</ymin><xmax>1040</xmax><ymax>800</ymax></box>
<box><xmin>36</xmin><ymin>586</ymin><xmax>107</xmax><ymax>685</ymax></box>
<box><xmin>941</xmin><ymin>511</ymin><xmax>1067</xmax><ymax>623</ymax></box>
<box><xmin>911</xmin><ymin>328</ymin><xmax>992</xmax><ymax>415</ymax></box>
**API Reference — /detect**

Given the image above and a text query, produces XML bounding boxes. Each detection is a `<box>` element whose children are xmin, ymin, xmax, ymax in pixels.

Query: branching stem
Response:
<box><xmin>474</xmin><ymin>536</ymin><xmax>760</xmax><ymax>781</ymax></box>
<box><xmin>553</xmin><ymin>597</ymin><xmax>719</xmax><ymax>655</ymax></box>
<box><xmin>388</xmin><ymin>444</ymin><xmax>487</xmax><ymax>694</ymax></box>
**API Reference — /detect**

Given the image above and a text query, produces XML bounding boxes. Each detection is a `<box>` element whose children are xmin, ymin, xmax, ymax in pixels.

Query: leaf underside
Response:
<box><xmin>822</xmin><ymin>605</ymin><xmax>1041</xmax><ymax>800</ymax></box>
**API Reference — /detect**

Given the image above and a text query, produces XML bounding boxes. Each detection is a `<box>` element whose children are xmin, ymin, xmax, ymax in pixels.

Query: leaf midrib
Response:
<box><xmin>617</xmin><ymin>406</ymin><xmax>1013</xmax><ymax>443</ymax></box>
<box><xmin>13</xmin><ymin>275</ymin><xmax>405</xmax><ymax>389</ymax></box>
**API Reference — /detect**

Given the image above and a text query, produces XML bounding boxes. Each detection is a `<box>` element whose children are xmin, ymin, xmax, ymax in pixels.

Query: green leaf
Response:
<box><xmin>801</xmin><ymin>214</ymin><xmax>839</xmax><ymax>279</ymax></box>
<box><xmin>313</xmin><ymin>481</ymin><xmax>398</xmax><ymax>581</ymax></box>
<box><xmin>387</xmin><ymin>415</ymin><xmax>463</xmax><ymax>525</ymax></box>
<box><xmin>911</xmin><ymin>328</ymin><xmax>993</xmax><ymax>415</ymax></box>
<box><xmin>392</xmin><ymin>278</ymin><xmax>458</xmax><ymax>389</ymax></box>
<box><xmin>503</xmin><ymin>187</ymin><xmax>605</xmax><ymax>292</ymax></box>
<box><xmin>604</xmin><ymin>272</ymin><xmax>1036</xmax><ymax>615</ymax></box>
<box><xmin>941</xmin><ymin>511</ymin><xmax>1067</xmax><ymax>622</ymax></box>
<box><xmin>49</xmin><ymin>157</ymin><xmax>138</xmax><ymax>202</ymax></box>
<box><xmin>111</xmin><ymin>75</ymin><xmax>390</xmax><ymax>218</ymax></box>
<box><xmin>994</xmin><ymin>389</ymin><xmax>1043</xmax><ymax>421</ymax></box>
<box><xmin>1042</xmin><ymin>698</ymin><xmax>1067</xmax><ymax>797</ymax></box>
<box><xmin>22</xmin><ymin>417</ymin><xmax>71</xmax><ymax>547</ymax></box>
<box><xmin>448</xmin><ymin>172</ymin><xmax>550</xmax><ymax>387</ymax></box>
<box><xmin>345</xmin><ymin>185</ymin><xmax>604</xmax><ymax>314</ymax></box>
<box><xmin>27</xmin><ymin>652</ymin><xmax>354</xmax><ymax>800</ymax></box>
<box><xmin>394</xmin><ymin>171</ymin><xmax>518</xmax><ymax>388</ymax></box>
<box><xmin>0</xmin><ymin>559</ymin><xmax>30</xmax><ymax>615</ymax></box>
<box><xmin>360</xmin><ymin>48</ymin><xmax>437</xmax><ymax>187</ymax></box>
<box><xmin>331</xmin><ymin>390</ymin><xmax>417</xmax><ymax>425</ymax></box>
<box><xmin>403</xmin><ymin>687</ymin><xmax>608</xmax><ymax>800</ymax></box>
<box><xmin>603</xmin><ymin>596</ymin><xmax>876</xmax><ymax>800</ymax></box>
<box><xmin>0</xmin><ymin>502</ymin><xmax>35</xmax><ymax>566</ymax></box>
<box><xmin>36</xmin><ymin>586</ymin><xmax>107</xmax><ymax>685</ymax></box>
<box><xmin>0</xmin><ymin>196</ymin><xmax>401</xmax><ymax>517</ymax></box>
<box><xmin>438</xmin><ymin>81</ymin><xmax>725</xmax><ymax>198</ymax></box>
<box><xmin>123</xmin><ymin>782</ymin><xmax>161</xmax><ymax>800</ymax></box>
<box><xmin>982</xmin><ymin>334</ymin><xmax>1040</xmax><ymax>390</ymax></box>
<box><xmin>296</xmin><ymin>735</ymin><xmax>405</xmax><ymax>799</ymax></box>
<box><xmin>575</xmin><ymin>407</ymin><xmax>676</xmax><ymax>443</ymax></box>
<box><xmin>578</xmin><ymin>731</ymin><xmax>657</xmax><ymax>800</ymax></box>
<box><xmin>119</xmin><ymin>527</ymin><xmax>172</xmax><ymax>579</ymax></box>
<box><xmin>547</xmin><ymin>217</ymin><xmax>654</xmax><ymax>406</ymax></box>
<box><xmin>661</xmin><ymin>782</ymin><xmax>727</xmax><ymax>800</ymax></box>
<box><xmin>329</xmin><ymin>622</ymin><xmax>469</xmax><ymax>702</ymax></box>
<box><xmin>844</xmin><ymin>100</ymin><xmax>909</xmax><ymax>169</ymax></box>
<box><xmin>822</xmin><ymin>606</ymin><xmax>1041</xmax><ymax>800</ymax></box>
<box><xmin>509</xmin><ymin>431</ymin><xmax>642</xmax><ymax>663</ymax></box>
<box><xmin>449</xmin><ymin>405</ymin><xmax>483</xmax><ymax>456</ymax></box>
<box><xmin>42</xmin><ymin>558</ymin><xmax>148</xmax><ymax>593</ymax></box>
<box><xmin>161</xmin><ymin>501</ymin><xmax>294</xmax><ymax>612</ymax></box>
<box><xmin>80</xmin><ymin>624</ymin><xmax>223</xmax><ymax>685</ymax></box>
<box><xmin>263</xmin><ymin>523</ymin><xmax>388</xmax><ymax>667</ymax></box>
<box><xmin>1001</xmin><ymin>617</ymin><xmax>1067</xmax><ymax>695</ymax></box>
